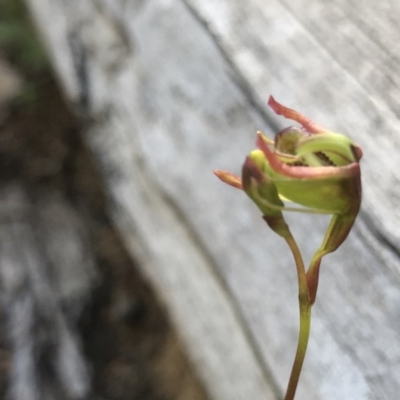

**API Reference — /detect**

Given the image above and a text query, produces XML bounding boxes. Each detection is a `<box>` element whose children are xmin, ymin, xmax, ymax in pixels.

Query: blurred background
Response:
<box><xmin>2</xmin><ymin>1</ymin><xmax>400</xmax><ymax>400</ymax></box>
<box><xmin>0</xmin><ymin>1</ymin><xmax>207</xmax><ymax>399</ymax></box>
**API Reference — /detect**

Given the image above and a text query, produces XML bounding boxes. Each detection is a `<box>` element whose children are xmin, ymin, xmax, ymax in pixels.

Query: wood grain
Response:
<box><xmin>26</xmin><ymin>0</ymin><xmax>400</xmax><ymax>399</ymax></box>
<box><xmin>0</xmin><ymin>185</ymin><xmax>94</xmax><ymax>399</ymax></box>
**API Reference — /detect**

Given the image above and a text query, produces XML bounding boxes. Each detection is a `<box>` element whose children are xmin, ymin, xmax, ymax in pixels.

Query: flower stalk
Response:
<box><xmin>281</xmin><ymin>230</ymin><xmax>312</xmax><ymax>400</ymax></box>
<box><xmin>285</xmin><ymin>301</ymin><xmax>311</xmax><ymax>400</ymax></box>
<box><xmin>283</xmin><ymin>233</ymin><xmax>312</xmax><ymax>400</ymax></box>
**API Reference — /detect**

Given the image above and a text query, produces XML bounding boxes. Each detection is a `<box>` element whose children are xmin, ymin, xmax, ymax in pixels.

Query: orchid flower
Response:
<box><xmin>215</xmin><ymin>96</ymin><xmax>362</xmax><ymax>256</ymax></box>
<box><xmin>214</xmin><ymin>96</ymin><xmax>362</xmax><ymax>400</ymax></box>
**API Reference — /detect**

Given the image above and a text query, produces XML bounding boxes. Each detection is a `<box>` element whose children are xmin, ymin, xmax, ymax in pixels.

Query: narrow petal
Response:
<box><xmin>213</xmin><ymin>170</ymin><xmax>243</xmax><ymax>189</ymax></box>
<box><xmin>268</xmin><ymin>96</ymin><xmax>329</xmax><ymax>134</ymax></box>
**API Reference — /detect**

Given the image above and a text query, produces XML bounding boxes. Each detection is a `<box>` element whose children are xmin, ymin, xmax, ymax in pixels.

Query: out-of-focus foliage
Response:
<box><xmin>0</xmin><ymin>0</ymin><xmax>50</xmax><ymax>106</ymax></box>
<box><xmin>0</xmin><ymin>0</ymin><xmax>48</xmax><ymax>72</ymax></box>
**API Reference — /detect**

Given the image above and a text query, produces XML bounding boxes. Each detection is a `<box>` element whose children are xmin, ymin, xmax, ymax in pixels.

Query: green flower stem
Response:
<box><xmin>283</xmin><ymin>234</ymin><xmax>313</xmax><ymax>400</ymax></box>
<box><xmin>284</xmin><ymin>235</ymin><xmax>308</xmax><ymax>298</ymax></box>
<box><xmin>284</xmin><ymin>302</ymin><xmax>312</xmax><ymax>400</ymax></box>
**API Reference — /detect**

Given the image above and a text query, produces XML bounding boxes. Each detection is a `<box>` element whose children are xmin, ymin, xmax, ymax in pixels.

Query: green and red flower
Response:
<box><xmin>214</xmin><ymin>96</ymin><xmax>362</xmax><ymax>254</ymax></box>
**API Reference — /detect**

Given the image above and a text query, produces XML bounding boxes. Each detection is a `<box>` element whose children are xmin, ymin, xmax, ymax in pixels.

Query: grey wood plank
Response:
<box><xmin>185</xmin><ymin>0</ymin><xmax>400</xmax><ymax>248</ymax></box>
<box><xmin>27</xmin><ymin>0</ymin><xmax>400</xmax><ymax>399</ymax></box>
<box><xmin>28</xmin><ymin>1</ymin><xmax>280</xmax><ymax>399</ymax></box>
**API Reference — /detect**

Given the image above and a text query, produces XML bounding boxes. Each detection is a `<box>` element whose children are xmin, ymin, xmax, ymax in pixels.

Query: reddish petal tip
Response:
<box><xmin>267</xmin><ymin>96</ymin><xmax>327</xmax><ymax>134</ymax></box>
<box><xmin>213</xmin><ymin>170</ymin><xmax>243</xmax><ymax>189</ymax></box>
<box><xmin>267</xmin><ymin>96</ymin><xmax>280</xmax><ymax>113</ymax></box>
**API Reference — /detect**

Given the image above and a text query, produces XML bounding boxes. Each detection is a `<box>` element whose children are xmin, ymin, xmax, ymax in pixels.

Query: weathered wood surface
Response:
<box><xmin>26</xmin><ymin>1</ymin><xmax>400</xmax><ymax>399</ymax></box>
<box><xmin>0</xmin><ymin>185</ymin><xmax>95</xmax><ymax>399</ymax></box>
